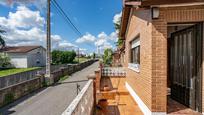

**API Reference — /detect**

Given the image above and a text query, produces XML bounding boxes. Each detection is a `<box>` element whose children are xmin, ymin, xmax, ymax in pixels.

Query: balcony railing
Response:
<box><xmin>101</xmin><ymin>67</ymin><xmax>126</xmax><ymax>77</ymax></box>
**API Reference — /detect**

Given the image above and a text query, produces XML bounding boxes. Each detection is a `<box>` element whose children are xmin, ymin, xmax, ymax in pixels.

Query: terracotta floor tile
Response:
<box><xmin>96</xmin><ymin>77</ymin><xmax>143</xmax><ymax>115</ymax></box>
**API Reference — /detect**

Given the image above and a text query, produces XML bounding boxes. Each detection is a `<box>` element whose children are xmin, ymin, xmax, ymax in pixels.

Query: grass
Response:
<box><xmin>74</xmin><ymin>57</ymin><xmax>90</xmax><ymax>63</ymax></box>
<box><xmin>59</xmin><ymin>75</ymin><xmax>69</xmax><ymax>82</ymax></box>
<box><xmin>0</xmin><ymin>67</ymin><xmax>41</xmax><ymax>77</ymax></box>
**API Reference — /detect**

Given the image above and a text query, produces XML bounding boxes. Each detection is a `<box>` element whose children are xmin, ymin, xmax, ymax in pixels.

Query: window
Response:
<box><xmin>131</xmin><ymin>46</ymin><xmax>140</xmax><ymax>64</ymax></box>
<box><xmin>36</xmin><ymin>59</ymin><xmax>40</xmax><ymax>64</ymax></box>
<box><xmin>129</xmin><ymin>37</ymin><xmax>140</xmax><ymax>72</ymax></box>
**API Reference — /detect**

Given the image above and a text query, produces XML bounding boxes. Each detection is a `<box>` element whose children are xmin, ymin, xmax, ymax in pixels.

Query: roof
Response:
<box><xmin>124</xmin><ymin>0</ymin><xmax>204</xmax><ymax>7</ymax></box>
<box><xmin>141</xmin><ymin>0</ymin><xmax>204</xmax><ymax>6</ymax></box>
<box><xmin>0</xmin><ymin>46</ymin><xmax>44</xmax><ymax>53</ymax></box>
<box><xmin>119</xmin><ymin>0</ymin><xmax>204</xmax><ymax>39</ymax></box>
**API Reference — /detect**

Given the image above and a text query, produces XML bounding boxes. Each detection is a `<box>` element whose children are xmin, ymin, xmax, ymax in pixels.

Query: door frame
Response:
<box><xmin>168</xmin><ymin>23</ymin><xmax>203</xmax><ymax>112</ymax></box>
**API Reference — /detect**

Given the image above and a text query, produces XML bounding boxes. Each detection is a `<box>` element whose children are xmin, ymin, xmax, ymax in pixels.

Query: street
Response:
<box><xmin>0</xmin><ymin>61</ymin><xmax>99</xmax><ymax>115</ymax></box>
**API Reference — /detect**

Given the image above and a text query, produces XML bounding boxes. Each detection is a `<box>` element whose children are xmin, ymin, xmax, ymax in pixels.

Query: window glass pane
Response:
<box><xmin>130</xmin><ymin>37</ymin><xmax>140</xmax><ymax>65</ymax></box>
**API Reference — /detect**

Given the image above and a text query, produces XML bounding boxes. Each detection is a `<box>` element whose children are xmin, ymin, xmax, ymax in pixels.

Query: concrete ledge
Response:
<box><xmin>125</xmin><ymin>82</ymin><xmax>166</xmax><ymax>115</ymax></box>
<box><xmin>62</xmin><ymin>80</ymin><xmax>94</xmax><ymax>115</ymax></box>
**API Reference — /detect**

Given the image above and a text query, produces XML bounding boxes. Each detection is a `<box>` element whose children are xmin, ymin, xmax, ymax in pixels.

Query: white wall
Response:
<box><xmin>27</xmin><ymin>47</ymin><xmax>46</xmax><ymax>67</ymax></box>
<box><xmin>9</xmin><ymin>53</ymin><xmax>28</xmax><ymax>68</ymax></box>
<box><xmin>7</xmin><ymin>47</ymin><xmax>46</xmax><ymax>68</ymax></box>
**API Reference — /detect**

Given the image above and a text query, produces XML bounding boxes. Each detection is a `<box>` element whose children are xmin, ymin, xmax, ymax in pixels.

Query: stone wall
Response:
<box><xmin>51</xmin><ymin>60</ymin><xmax>97</xmax><ymax>83</ymax></box>
<box><xmin>0</xmin><ymin>68</ymin><xmax>42</xmax><ymax>88</ymax></box>
<box><xmin>0</xmin><ymin>59</ymin><xmax>97</xmax><ymax>108</ymax></box>
<box><xmin>0</xmin><ymin>59</ymin><xmax>97</xmax><ymax>89</ymax></box>
<box><xmin>0</xmin><ymin>77</ymin><xmax>42</xmax><ymax>107</ymax></box>
<box><xmin>62</xmin><ymin>80</ymin><xmax>94</xmax><ymax>115</ymax></box>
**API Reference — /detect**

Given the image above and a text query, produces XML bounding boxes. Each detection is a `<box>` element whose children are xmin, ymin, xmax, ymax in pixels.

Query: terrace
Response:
<box><xmin>62</xmin><ymin>64</ymin><xmax>143</xmax><ymax>115</ymax></box>
<box><xmin>95</xmin><ymin>66</ymin><xmax>143</xmax><ymax>115</ymax></box>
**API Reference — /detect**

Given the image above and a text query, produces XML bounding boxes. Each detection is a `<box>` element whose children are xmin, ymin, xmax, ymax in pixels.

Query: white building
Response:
<box><xmin>1</xmin><ymin>46</ymin><xmax>46</xmax><ymax>68</ymax></box>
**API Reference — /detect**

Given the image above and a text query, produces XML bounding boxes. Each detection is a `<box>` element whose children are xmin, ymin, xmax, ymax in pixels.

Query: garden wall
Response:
<box><xmin>0</xmin><ymin>77</ymin><xmax>42</xmax><ymax>107</ymax></box>
<box><xmin>0</xmin><ymin>59</ymin><xmax>97</xmax><ymax>107</ymax></box>
<box><xmin>0</xmin><ymin>59</ymin><xmax>97</xmax><ymax>88</ymax></box>
<box><xmin>62</xmin><ymin>80</ymin><xmax>94</xmax><ymax>115</ymax></box>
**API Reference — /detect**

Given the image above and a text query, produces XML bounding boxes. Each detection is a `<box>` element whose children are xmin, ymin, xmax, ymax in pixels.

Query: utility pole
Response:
<box><xmin>45</xmin><ymin>0</ymin><xmax>52</xmax><ymax>84</ymax></box>
<box><xmin>78</xmin><ymin>47</ymin><xmax>79</xmax><ymax>63</ymax></box>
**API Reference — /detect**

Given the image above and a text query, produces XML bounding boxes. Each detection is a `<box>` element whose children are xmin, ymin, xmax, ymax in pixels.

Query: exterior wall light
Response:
<box><xmin>152</xmin><ymin>7</ymin><xmax>160</xmax><ymax>19</ymax></box>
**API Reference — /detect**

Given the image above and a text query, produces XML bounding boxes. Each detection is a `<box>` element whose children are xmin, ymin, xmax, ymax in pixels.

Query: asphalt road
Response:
<box><xmin>0</xmin><ymin>61</ymin><xmax>99</xmax><ymax>115</ymax></box>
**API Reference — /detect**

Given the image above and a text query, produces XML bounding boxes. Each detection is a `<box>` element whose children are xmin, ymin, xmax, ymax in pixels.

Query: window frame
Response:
<box><xmin>128</xmin><ymin>36</ymin><xmax>140</xmax><ymax>72</ymax></box>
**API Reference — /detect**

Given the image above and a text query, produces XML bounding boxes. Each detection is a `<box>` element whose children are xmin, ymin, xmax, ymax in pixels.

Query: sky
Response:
<box><xmin>0</xmin><ymin>0</ymin><xmax>122</xmax><ymax>54</ymax></box>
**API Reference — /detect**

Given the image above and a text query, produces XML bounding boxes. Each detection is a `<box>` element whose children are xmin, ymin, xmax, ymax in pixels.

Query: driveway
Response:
<box><xmin>0</xmin><ymin>61</ymin><xmax>99</xmax><ymax>115</ymax></box>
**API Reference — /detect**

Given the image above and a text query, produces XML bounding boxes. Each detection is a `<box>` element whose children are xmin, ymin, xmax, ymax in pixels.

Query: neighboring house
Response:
<box><xmin>119</xmin><ymin>0</ymin><xmax>204</xmax><ymax>114</ymax></box>
<box><xmin>112</xmin><ymin>50</ymin><xmax>122</xmax><ymax>67</ymax></box>
<box><xmin>0</xmin><ymin>46</ymin><xmax>46</xmax><ymax>68</ymax></box>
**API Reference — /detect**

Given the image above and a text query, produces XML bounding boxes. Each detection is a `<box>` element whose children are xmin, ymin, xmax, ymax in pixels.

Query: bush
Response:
<box><xmin>103</xmin><ymin>49</ymin><xmax>113</xmax><ymax>66</ymax></box>
<box><xmin>0</xmin><ymin>53</ymin><xmax>11</xmax><ymax>68</ymax></box>
<box><xmin>52</xmin><ymin>50</ymin><xmax>76</xmax><ymax>64</ymax></box>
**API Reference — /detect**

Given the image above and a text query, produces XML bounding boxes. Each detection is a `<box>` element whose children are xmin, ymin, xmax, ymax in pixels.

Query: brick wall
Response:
<box><xmin>151</xmin><ymin>5</ymin><xmax>204</xmax><ymax>112</ymax></box>
<box><xmin>125</xmin><ymin>4</ymin><xmax>204</xmax><ymax>113</ymax></box>
<box><xmin>125</xmin><ymin>8</ymin><xmax>153</xmax><ymax>111</ymax></box>
<box><xmin>151</xmin><ymin>9</ymin><xmax>168</xmax><ymax>112</ymax></box>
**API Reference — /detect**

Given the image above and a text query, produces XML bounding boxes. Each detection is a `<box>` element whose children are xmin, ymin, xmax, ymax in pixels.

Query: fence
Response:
<box><xmin>62</xmin><ymin>80</ymin><xmax>94</xmax><ymax>115</ymax></box>
<box><xmin>101</xmin><ymin>67</ymin><xmax>126</xmax><ymax>77</ymax></box>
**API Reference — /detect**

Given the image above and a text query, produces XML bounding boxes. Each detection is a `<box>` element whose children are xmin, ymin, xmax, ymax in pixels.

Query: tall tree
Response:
<box><xmin>0</xmin><ymin>28</ymin><xmax>6</xmax><ymax>49</ymax></box>
<box><xmin>103</xmin><ymin>48</ymin><xmax>113</xmax><ymax>66</ymax></box>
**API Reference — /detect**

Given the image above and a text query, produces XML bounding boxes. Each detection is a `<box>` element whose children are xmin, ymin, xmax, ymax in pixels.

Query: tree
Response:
<box><xmin>103</xmin><ymin>48</ymin><xmax>113</xmax><ymax>66</ymax></box>
<box><xmin>0</xmin><ymin>53</ymin><xmax>11</xmax><ymax>68</ymax></box>
<box><xmin>116</xmin><ymin>38</ymin><xmax>124</xmax><ymax>47</ymax></box>
<box><xmin>51</xmin><ymin>50</ymin><xmax>76</xmax><ymax>64</ymax></box>
<box><xmin>93</xmin><ymin>52</ymin><xmax>96</xmax><ymax>59</ymax></box>
<box><xmin>0</xmin><ymin>28</ymin><xmax>6</xmax><ymax>49</ymax></box>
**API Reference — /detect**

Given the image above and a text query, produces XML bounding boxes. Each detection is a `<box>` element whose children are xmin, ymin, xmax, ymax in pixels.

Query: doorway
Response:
<box><xmin>168</xmin><ymin>23</ymin><xmax>203</xmax><ymax>112</ymax></box>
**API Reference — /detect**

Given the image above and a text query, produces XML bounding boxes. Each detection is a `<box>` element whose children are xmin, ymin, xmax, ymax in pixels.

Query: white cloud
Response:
<box><xmin>76</xmin><ymin>33</ymin><xmax>96</xmax><ymax>43</ymax></box>
<box><xmin>97</xmin><ymin>32</ymin><xmax>107</xmax><ymax>40</ymax></box>
<box><xmin>0</xmin><ymin>6</ymin><xmax>45</xmax><ymax>29</ymax></box>
<box><xmin>109</xmin><ymin>32</ymin><xmax>118</xmax><ymax>42</ymax></box>
<box><xmin>75</xmin><ymin>31</ymin><xmax>116</xmax><ymax>53</ymax></box>
<box><xmin>113</xmin><ymin>12</ymin><xmax>122</xmax><ymax>25</ymax></box>
<box><xmin>0</xmin><ymin>5</ymin><xmax>78</xmax><ymax>51</ymax></box>
<box><xmin>58</xmin><ymin>41</ymin><xmax>76</xmax><ymax>48</ymax></box>
<box><xmin>94</xmin><ymin>32</ymin><xmax>117</xmax><ymax>47</ymax></box>
<box><xmin>0</xmin><ymin>0</ymin><xmax>47</xmax><ymax>9</ymax></box>
<box><xmin>103</xmin><ymin>42</ymin><xmax>113</xmax><ymax>49</ymax></box>
<box><xmin>94</xmin><ymin>38</ymin><xmax>106</xmax><ymax>46</ymax></box>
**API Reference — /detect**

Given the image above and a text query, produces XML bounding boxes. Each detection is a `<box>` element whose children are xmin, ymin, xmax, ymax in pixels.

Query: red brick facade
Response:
<box><xmin>123</xmin><ymin>4</ymin><xmax>204</xmax><ymax>114</ymax></box>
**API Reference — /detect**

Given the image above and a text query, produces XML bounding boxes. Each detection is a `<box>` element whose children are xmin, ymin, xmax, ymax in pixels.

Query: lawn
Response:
<box><xmin>0</xmin><ymin>67</ymin><xmax>41</xmax><ymax>77</ymax></box>
<box><xmin>74</xmin><ymin>57</ymin><xmax>90</xmax><ymax>63</ymax></box>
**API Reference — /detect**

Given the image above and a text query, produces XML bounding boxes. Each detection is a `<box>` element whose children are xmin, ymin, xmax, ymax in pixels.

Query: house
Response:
<box><xmin>119</xmin><ymin>0</ymin><xmax>204</xmax><ymax>114</ymax></box>
<box><xmin>0</xmin><ymin>46</ymin><xmax>46</xmax><ymax>68</ymax></box>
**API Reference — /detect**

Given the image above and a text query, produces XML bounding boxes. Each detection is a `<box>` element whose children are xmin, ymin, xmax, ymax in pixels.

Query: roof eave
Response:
<box><xmin>119</xmin><ymin>1</ymin><xmax>141</xmax><ymax>40</ymax></box>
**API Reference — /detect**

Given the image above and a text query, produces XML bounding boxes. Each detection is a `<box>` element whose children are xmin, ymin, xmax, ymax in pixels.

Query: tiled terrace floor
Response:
<box><xmin>167</xmin><ymin>97</ymin><xmax>202</xmax><ymax>115</ymax></box>
<box><xmin>96</xmin><ymin>76</ymin><xmax>143</xmax><ymax>115</ymax></box>
<box><xmin>104</xmin><ymin>94</ymin><xmax>143</xmax><ymax>115</ymax></box>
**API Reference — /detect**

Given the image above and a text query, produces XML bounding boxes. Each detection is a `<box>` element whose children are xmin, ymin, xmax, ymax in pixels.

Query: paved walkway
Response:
<box><xmin>0</xmin><ymin>61</ymin><xmax>99</xmax><ymax>115</ymax></box>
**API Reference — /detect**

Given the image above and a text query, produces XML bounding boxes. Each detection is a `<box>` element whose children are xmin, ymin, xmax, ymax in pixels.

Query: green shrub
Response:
<box><xmin>52</xmin><ymin>50</ymin><xmax>76</xmax><ymax>64</ymax></box>
<box><xmin>103</xmin><ymin>49</ymin><xmax>113</xmax><ymax>66</ymax></box>
<box><xmin>0</xmin><ymin>53</ymin><xmax>11</xmax><ymax>68</ymax></box>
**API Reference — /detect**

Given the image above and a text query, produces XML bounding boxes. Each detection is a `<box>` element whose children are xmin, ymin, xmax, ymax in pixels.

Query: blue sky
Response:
<box><xmin>0</xmin><ymin>0</ymin><xmax>122</xmax><ymax>54</ymax></box>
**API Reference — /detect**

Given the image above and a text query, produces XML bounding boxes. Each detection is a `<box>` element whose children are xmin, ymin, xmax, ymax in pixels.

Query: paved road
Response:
<box><xmin>0</xmin><ymin>61</ymin><xmax>99</xmax><ymax>115</ymax></box>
